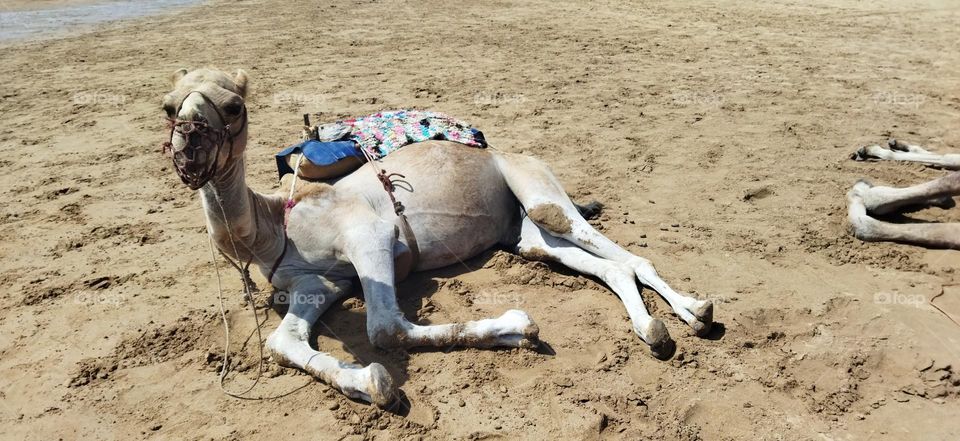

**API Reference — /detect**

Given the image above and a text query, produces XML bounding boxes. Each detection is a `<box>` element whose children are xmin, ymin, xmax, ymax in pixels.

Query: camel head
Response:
<box><xmin>162</xmin><ymin>68</ymin><xmax>249</xmax><ymax>189</ymax></box>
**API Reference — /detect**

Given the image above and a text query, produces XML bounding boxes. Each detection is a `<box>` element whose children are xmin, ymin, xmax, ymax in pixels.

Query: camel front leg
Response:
<box><xmin>847</xmin><ymin>181</ymin><xmax>960</xmax><ymax>249</ymax></box>
<box><xmin>346</xmin><ymin>221</ymin><xmax>540</xmax><ymax>350</ymax></box>
<box><xmin>265</xmin><ymin>275</ymin><xmax>396</xmax><ymax>406</ymax></box>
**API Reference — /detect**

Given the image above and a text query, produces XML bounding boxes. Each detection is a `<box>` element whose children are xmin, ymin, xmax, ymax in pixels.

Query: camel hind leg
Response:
<box><xmin>517</xmin><ymin>217</ymin><xmax>675</xmax><ymax>358</ymax></box>
<box><xmin>848</xmin><ymin>180</ymin><xmax>960</xmax><ymax>249</ymax></box>
<box><xmin>853</xmin><ymin>172</ymin><xmax>960</xmax><ymax>216</ymax></box>
<box><xmin>493</xmin><ymin>152</ymin><xmax>714</xmax><ymax>336</ymax></box>
<box><xmin>852</xmin><ymin>139</ymin><xmax>960</xmax><ymax>170</ymax></box>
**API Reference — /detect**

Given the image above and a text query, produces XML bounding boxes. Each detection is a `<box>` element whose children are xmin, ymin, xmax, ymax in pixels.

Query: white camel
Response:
<box><xmin>848</xmin><ymin>139</ymin><xmax>960</xmax><ymax>249</ymax></box>
<box><xmin>162</xmin><ymin>68</ymin><xmax>714</xmax><ymax>406</ymax></box>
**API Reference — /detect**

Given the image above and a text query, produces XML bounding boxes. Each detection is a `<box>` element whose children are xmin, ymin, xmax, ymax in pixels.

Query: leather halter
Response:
<box><xmin>162</xmin><ymin>90</ymin><xmax>248</xmax><ymax>190</ymax></box>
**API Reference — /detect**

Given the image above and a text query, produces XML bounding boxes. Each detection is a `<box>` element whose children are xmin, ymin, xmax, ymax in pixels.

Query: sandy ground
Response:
<box><xmin>1</xmin><ymin>0</ymin><xmax>960</xmax><ymax>439</ymax></box>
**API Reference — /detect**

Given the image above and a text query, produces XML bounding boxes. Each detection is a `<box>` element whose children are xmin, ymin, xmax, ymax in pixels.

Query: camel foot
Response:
<box><xmin>491</xmin><ymin>309</ymin><xmax>541</xmax><ymax>349</ymax></box>
<box><xmin>888</xmin><ymin>138</ymin><xmax>908</xmax><ymax>151</ymax></box>
<box><xmin>928</xmin><ymin>196</ymin><xmax>956</xmax><ymax>210</ymax></box>
<box><xmin>688</xmin><ymin>299</ymin><xmax>714</xmax><ymax>337</ymax></box>
<box><xmin>639</xmin><ymin>319</ymin><xmax>675</xmax><ymax>360</ymax></box>
<box><xmin>575</xmin><ymin>200</ymin><xmax>604</xmax><ymax>220</ymax></box>
<box><xmin>341</xmin><ymin>363</ymin><xmax>397</xmax><ymax>408</ymax></box>
<box><xmin>851</xmin><ymin>145</ymin><xmax>891</xmax><ymax>161</ymax></box>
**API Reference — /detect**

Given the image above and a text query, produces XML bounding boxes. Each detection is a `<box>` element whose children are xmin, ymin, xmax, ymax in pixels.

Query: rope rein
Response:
<box><xmin>210</xmin><ymin>186</ymin><xmax>267</xmax><ymax>398</ymax></box>
<box><xmin>208</xmin><ymin>187</ymin><xmax>310</xmax><ymax>400</ymax></box>
<box><xmin>166</xmin><ymin>90</ymin><xmax>302</xmax><ymax>399</ymax></box>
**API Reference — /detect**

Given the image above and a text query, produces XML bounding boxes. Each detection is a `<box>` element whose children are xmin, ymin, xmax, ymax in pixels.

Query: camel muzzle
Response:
<box><xmin>164</xmin><ymin>118</ymin><xmax>227</xmax><ymax>190</ymax></box>
<box><xmin>160</xmin><ymin>90</ymin><xmax>247</xmax><ymax>190</ymax></box>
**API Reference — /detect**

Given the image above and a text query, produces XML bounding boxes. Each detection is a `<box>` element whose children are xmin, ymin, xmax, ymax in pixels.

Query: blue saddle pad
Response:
<box><xmin>275</xmin><ymin>140</ymin><xmax>363</xmax><ymax>179</ymax></box>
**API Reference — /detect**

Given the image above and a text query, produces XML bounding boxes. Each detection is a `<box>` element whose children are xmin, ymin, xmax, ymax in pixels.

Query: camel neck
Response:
<box><xmin>199</xmin><ymin>156</ymin><xmax>285</xmax><ymax>270</ymax></box>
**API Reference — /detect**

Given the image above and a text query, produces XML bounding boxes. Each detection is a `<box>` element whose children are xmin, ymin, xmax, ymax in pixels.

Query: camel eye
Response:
<box><xmin>223</xmin><ymin>102</ymin><xmax>242</xmax><ymax>116</ymax></box>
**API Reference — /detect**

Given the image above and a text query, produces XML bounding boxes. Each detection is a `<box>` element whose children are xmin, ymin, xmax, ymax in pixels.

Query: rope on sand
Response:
<box><xmin>930</xmin><ymin>285</ymin><xmax>960</xmax><ymax>329</ymax></box>
<box><xmin>207</xmin><ymin>186</ymin><xmax>309</xmax><ymax>400</ymax></box>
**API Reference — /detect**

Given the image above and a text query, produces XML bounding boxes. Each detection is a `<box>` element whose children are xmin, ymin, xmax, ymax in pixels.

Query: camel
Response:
<box><xmin>848</xmin><ymin>139</ymin><xmax>960</xmax><ymax>249</ymax></box>
<box><xmin>162</xmin><ymin>68</ymin><xmax>714</xmax><ymax>406</ymax></box>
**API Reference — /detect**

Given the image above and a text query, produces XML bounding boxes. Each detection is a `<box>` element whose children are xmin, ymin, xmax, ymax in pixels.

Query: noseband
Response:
<box><xmin>162</xmin><ymin>90</ymin><xmax>247</xmax><ymax>190</ymax></box>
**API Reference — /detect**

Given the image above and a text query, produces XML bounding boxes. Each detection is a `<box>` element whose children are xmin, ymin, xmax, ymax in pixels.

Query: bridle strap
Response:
<box><xmin>177</xmin><ymin>90</ymin><xmax>247</xmax><ymax>138</ymax></box>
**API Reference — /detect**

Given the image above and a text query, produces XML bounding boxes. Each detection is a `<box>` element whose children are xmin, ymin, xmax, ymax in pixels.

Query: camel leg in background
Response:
<box><xmin>854</xmin><ymin>172</ymin><xmax>960</xmax><ymax>215</ymax></box>
<box><xmin>852</xmin><ymin>139</ymin><xmax>960</xmax><ymax>170</ymax></box>
<box><xmin>847</xmin><ymin>180</ymin><xmax>960</xmax><ymax>249</ymax></box>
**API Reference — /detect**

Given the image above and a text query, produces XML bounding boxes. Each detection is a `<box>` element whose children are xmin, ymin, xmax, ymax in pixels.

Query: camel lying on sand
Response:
<box><xmin>848</xmin><ymin>139</ymin><xmax>960</xmax><ymax>249</ymax></box>
<box><xmin>162</xmin><ymin>68</ymin><xmax>714</xmax><ymax>406</ymax></box>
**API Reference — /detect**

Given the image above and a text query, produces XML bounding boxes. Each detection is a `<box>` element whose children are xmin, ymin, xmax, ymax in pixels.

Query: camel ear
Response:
<box><xmin>170</xmin><ymin>68</ymin><xmax>188</xmax><ymax>85</ymax></box>
<box><xmin>234</xmin><ymin>69</ymin><xmax>249</xmax><ymax>98</ymax></box>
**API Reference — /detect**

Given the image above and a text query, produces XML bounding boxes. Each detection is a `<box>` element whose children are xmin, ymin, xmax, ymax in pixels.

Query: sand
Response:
<box><xmin>1</xmin><ymin>0</ymin><xmax>959</xmax><ymax>439</ymax></box>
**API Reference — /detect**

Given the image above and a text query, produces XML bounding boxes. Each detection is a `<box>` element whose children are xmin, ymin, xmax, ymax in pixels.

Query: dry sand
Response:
<box><xmin>1</xmin><ymin>0</ymin><xmax>959</xmax><ymax>439</ymax></box>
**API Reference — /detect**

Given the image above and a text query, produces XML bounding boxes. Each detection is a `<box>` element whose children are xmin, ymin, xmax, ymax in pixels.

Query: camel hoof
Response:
<box><xmin>500</xmin><ymin>309</ymin><xmax>540</xmax><ymax>339</ymax></box>
<box><xmin>853</xmin><ymin>145</ymin><xmax>892</xmax><ymax>162</ymax></box>
<box><xmin>365</xmin><ymin>363</ymin><xmax>397</xmax><ymax>408</ymax></box>
<box><xmin>689</xmin><ymin>300</ymin><xmax>714</xmax><ymax>337</ymax></box>
<box><xmin>929</xmin><ymin>196</ymin><xmax>956</xmax><ymax>210</ymax></box>
<box><xmin>523</xmin><ymin>321</ymin><xmax>540</xmax><ymax>340</ymax></box>
<box><xmin>645</xmin><ymin>319</ymin><xmax>675</xmax><ymax>360</ymax></box>
<box><xmin>493</xmin><ymin>310</ymin><xmax>541</xmax><ymax>349</ymax></box>
<box><xmin>851</xmin><ymin>146</ymin><xmax>869</xmax><ymax>161</ymax></box>
<box><xmin>518</xmin><ymin>337</ymin><xmax>541</xmax><ymax>350</ymax></box>
<box><xmin>575</xmin><ymin>200</ymin><xmax>604</xmax><ymax>220</ymax></box>
<box><xmin>888</xmin><ymin>138</ymin><xmax>908</xmax><ymax>151</ymax></box>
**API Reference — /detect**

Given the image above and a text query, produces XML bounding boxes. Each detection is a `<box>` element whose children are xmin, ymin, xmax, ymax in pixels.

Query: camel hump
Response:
<box><xmin>279</xmin><ymin>173</ymin><xmax>335</xmax><ymax>203</ymax></box>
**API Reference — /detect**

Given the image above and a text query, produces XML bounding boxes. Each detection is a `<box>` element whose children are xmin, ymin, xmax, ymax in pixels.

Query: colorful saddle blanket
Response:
<box><xmin>276</xmin><ymin>110</ymin><xmax>487</xmax><ymax>179</ymax></box>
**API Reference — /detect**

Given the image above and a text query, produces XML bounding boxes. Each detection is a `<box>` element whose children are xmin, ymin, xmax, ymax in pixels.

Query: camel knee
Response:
<box><xmin>266</xmin><ymin>330</ymin><xmax>300</xmax><ymax>368</ymax></box>
<box><xmin>367</xmin><ymin>319</ymin><xmax>409</xmax><ymax>349</ymax></box>
<box><xmin>629</xmin><ymin>256</ymin><xmax>656</xmax><ymax>274</ymax></box>
<box><xmin>527</xmin><ymin>203</ymin><xmax>575</xmax><ymax>235</ymax></box>
<box><xmin>603</xmin><ymin>262</ymin><xmax>636</xmax><ymax>286</ymax></box>
<box><xmin>368</xmin><ymin>329</ymin><xmax>403</xmax><ymax>349</ymax></box>
<box><xmin>517</xmin><ymin>244</ymin><xmax>554</xmax><ymax>262</ymax></box>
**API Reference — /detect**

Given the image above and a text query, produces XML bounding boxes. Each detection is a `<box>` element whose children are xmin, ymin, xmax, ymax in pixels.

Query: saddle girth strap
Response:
<box><xmin>267</xmin><ymin>231</ymin><xmax>288</xmax><ymax>285</ymax></box>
